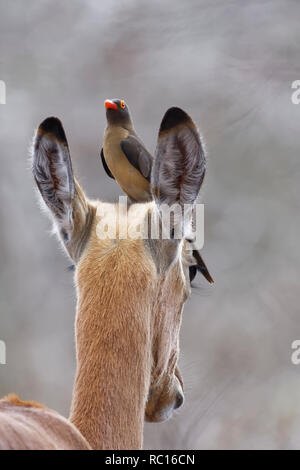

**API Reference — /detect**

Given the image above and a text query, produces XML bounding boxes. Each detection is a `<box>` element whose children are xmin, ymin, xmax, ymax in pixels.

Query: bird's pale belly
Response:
<box><xmin>103</xmin><ymin>139</ymin><xmax>151</xmax><ymax>202</ymax></box>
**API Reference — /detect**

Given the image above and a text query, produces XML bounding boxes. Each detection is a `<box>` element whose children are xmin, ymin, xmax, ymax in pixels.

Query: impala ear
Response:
<box><xmin>32</xmin><ymin>117</ymin><xmax>93</xmax><ymax>261</ymax></box>
<box><xmin>151</xmin><ymin>107</ymin><xmax>206</xmax><ymax>237</ymax></box>
<box><xmin>32</xmin><ymin>117</ymin><xmax>75</xmax><ymax>242</ymax></box>
<box><xmin>151</xmin><ymin>107</ymin><xmax>205</xmax><ymax>208</ymax></box>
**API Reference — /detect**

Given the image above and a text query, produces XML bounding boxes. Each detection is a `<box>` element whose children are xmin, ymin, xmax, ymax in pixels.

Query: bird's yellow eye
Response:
<box><xmin>120</xmin><ymin>100</ymin><xmax>126</xmax><ymax>109</ymax></box>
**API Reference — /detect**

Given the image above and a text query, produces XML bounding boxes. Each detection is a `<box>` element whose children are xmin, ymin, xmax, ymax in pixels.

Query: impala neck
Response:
<box><xmin>69</xmin><ymin>265</ymin><xmax>153</xmax><ymax>450</ymax></box>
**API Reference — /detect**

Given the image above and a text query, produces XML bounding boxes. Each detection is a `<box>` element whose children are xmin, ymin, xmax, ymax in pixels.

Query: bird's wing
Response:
<box><xmin>120</xmin><ymin>135</ymin><xmax>153</xmax><ymax>181</ymax></box>
<box><xmin>192</xmin><ymin>250</ymin><xmax>214</xmax><ymax>283</ymax></box>
<box><xmin>100</xmin><ymin>148</ymin><xmax>115</xmax><ymax>179</ymax></box>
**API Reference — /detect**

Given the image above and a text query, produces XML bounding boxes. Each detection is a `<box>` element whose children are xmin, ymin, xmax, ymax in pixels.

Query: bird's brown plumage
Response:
<box><xmin>102</xmin><ymin>99</ymin><xmax>152</xmax><ymax>202</ymax></box>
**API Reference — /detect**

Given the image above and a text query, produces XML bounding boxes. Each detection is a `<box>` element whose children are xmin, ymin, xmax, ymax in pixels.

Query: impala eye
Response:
<box><xmin>189</xmin><ymin>266</ymin><xmax>197</xmax><ymax>283</ymax></box>
<box><xmin>120</xmin><ymin>100</ymin><xmax>126</xmax><ymax>109</ymax></box>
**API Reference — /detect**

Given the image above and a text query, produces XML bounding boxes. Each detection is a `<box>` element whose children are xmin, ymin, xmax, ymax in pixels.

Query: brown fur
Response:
<box><xmin>69</xmin><ymin>200</ymin><xmax>189</xmax><ymax>449</ymax></box>
<box><xmin>0</xmin><ymin>112</ymin><xmax>206</xmax><ymax>450</ymax></box>
<box><xmin>1</xmin><ymin>394</ymin><xmax>47</xmax><ymax>409</ymax></box>
<box><xmin>0</xmin><ymin>198</ymin><xmax>188</xmax><ymax>450</ymax></box>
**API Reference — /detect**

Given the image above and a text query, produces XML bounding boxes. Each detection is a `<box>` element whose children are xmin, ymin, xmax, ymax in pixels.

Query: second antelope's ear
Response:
<box><xmin>32</xmin><ymin>117</ymin><xmax>93</xmax><ymax>261</ymax></box>
<box><xmin>151</xmin><ymin>107</ymin><xmax>206</xmax><ymax>209</ymax></box>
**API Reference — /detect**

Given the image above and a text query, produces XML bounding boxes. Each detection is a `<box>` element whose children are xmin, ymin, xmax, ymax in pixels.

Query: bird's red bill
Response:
<box><xmin>104</xmin><ymin>100</ymin><xmax>118</xmax><ymax>110</ymax></box>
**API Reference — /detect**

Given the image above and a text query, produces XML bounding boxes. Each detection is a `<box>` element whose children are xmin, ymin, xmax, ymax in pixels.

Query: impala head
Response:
<box><xmin>32</xmin><ymin>107</ymin><xmax>206</xmax><ymax>424</ymax></box>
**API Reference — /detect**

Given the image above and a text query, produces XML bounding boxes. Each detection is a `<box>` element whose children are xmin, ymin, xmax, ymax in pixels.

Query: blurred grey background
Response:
<box><xmin>0</xmin><ymin>0</ymin><xmax>300</xmax><ymax>450</ymax></box>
